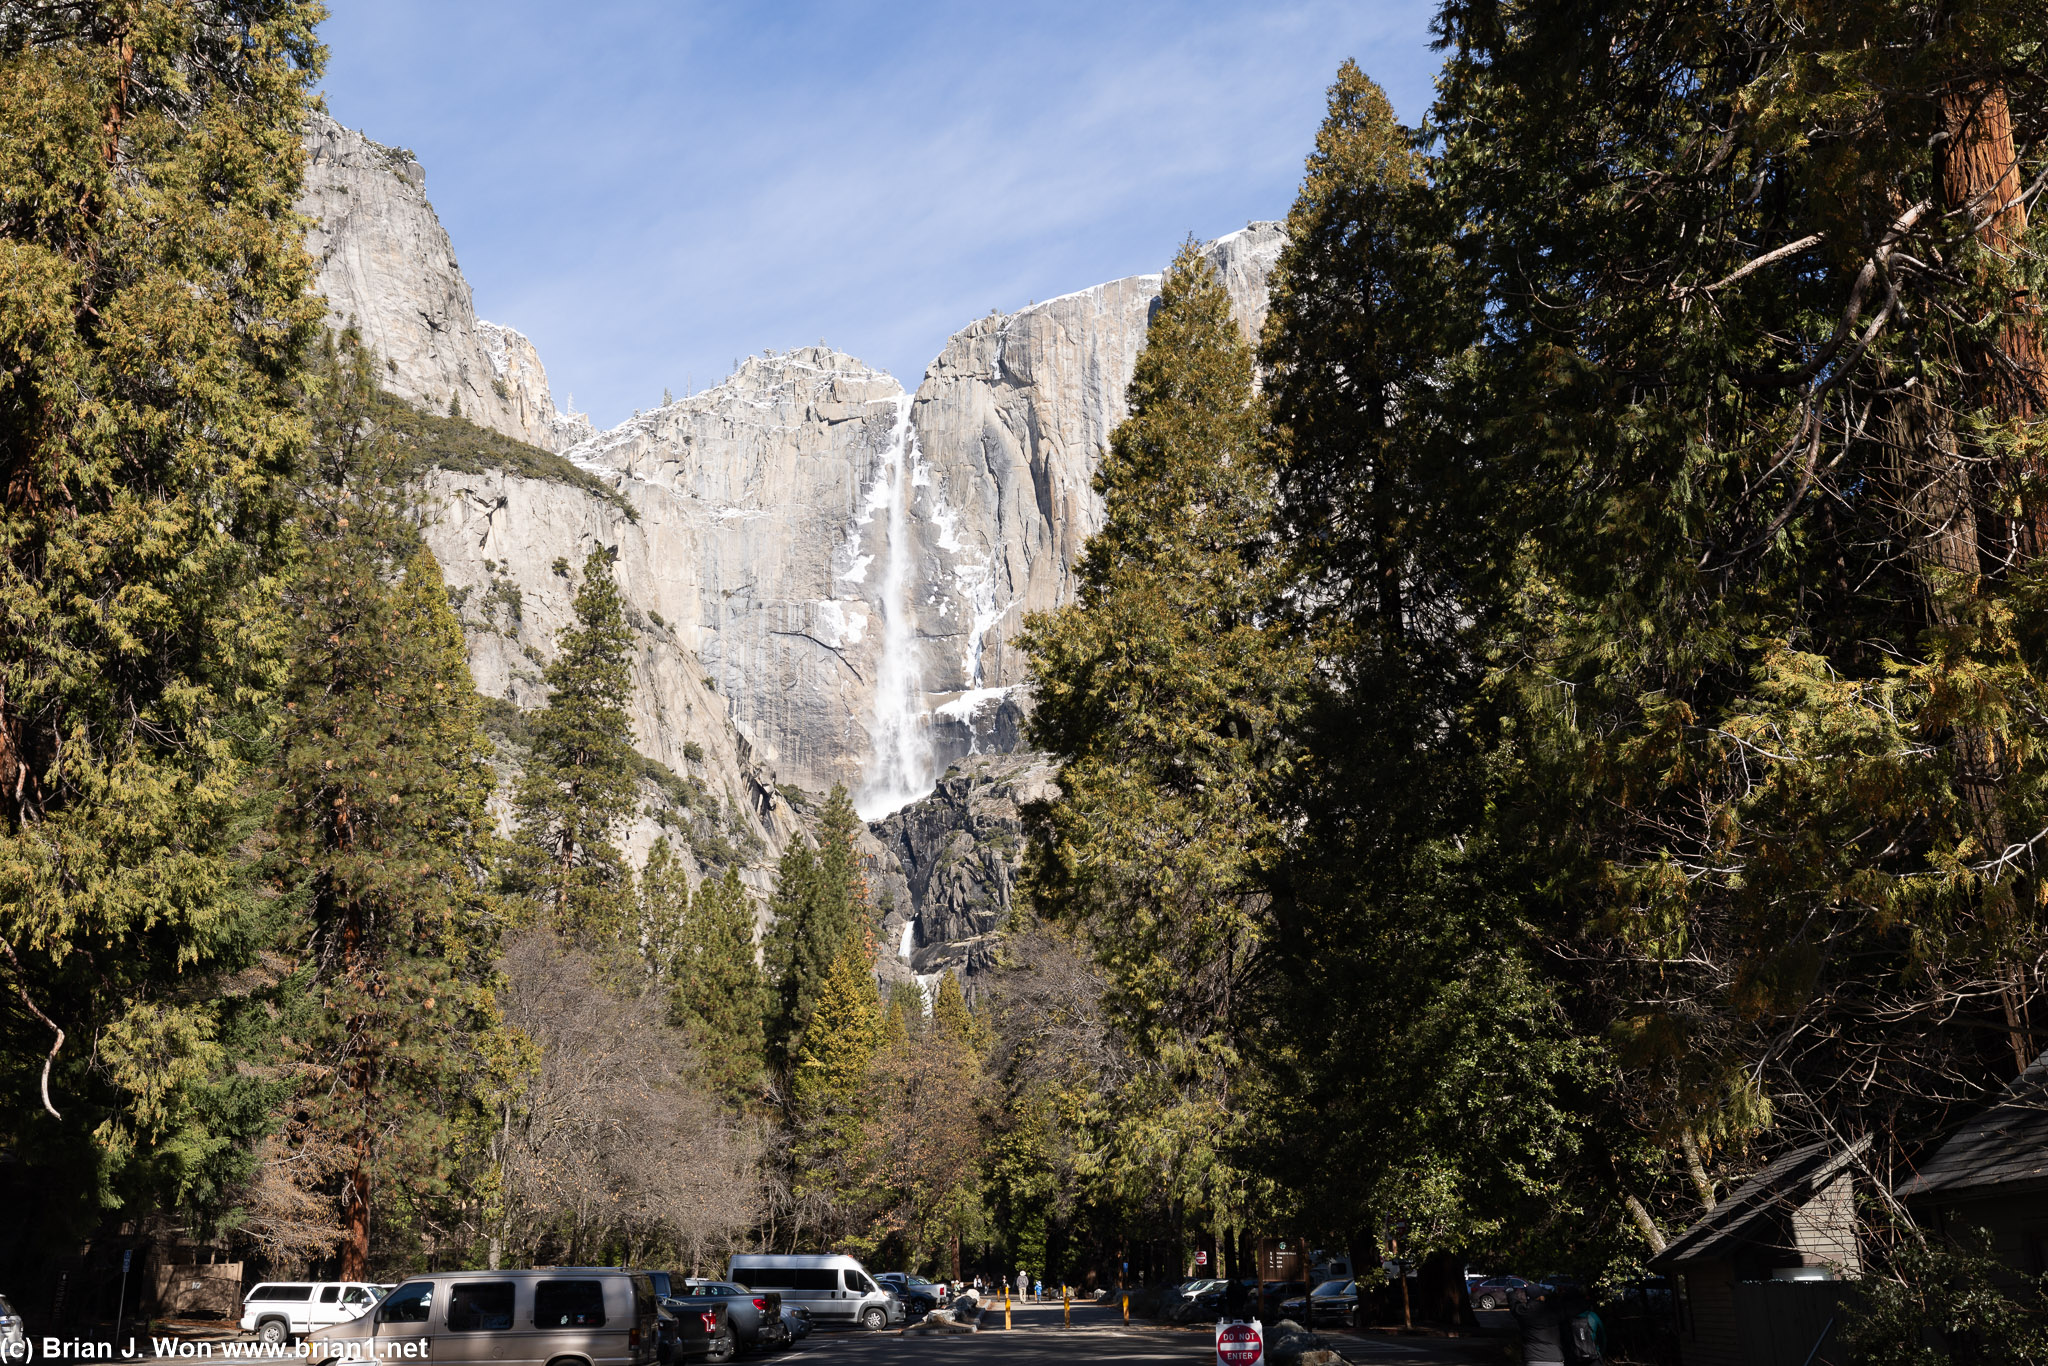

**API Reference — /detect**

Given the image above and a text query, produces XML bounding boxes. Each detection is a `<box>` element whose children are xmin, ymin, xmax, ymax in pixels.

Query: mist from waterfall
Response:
<box><xmin>855</xmin><ymin>395</ymin><xmax>934</xmax><ymax>820</ymax></box>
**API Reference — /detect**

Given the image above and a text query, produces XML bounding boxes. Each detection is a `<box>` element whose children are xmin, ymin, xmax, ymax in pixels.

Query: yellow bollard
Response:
<box><xmin>1122</xmin><ymin>1292</ymin><xmax>1129</xmax><ymax>1325</ymax></box>
<box><xmin>1063</xmin><ymin>1284</ymin><xmax>1071</xmax><ymax>1328</ymax></box>
<box><xmin>1004</xmin><ymin>1287</ymin><xmax>1012</xmax><ymax>1331</ymax></box>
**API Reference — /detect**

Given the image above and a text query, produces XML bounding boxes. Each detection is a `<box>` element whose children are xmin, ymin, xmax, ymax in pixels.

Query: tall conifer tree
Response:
<box><xmin>765</xmin><ymin>783</ymin><xmax>864</xmax><ymax>1066</ymax></box>
<box><xmin>672</xmin><ymin>863</ymin><xmax>769</xmax><ymax>1102</ymax></box>
<box><xmin>512</xmin><ymin>547</ymin><xmax>639</xmax><ymax>941</ymax></box>
<box><xmin>1023</xmin><ymin>242</ymin><xmax>1304</xmax><ymax>1250</ymax></box>
<box><xmin>0</xmin><ymin>0</ymin><xmax>325</xmax><ymax>1257</ymax></box>
<box><xmin>273</xmin><ymin>335</ymin><xmax>504</xmax><ymax>1276</ymax></box>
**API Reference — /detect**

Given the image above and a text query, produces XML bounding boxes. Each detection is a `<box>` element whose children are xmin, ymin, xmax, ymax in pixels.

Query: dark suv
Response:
<box><xmin>873</xmin><ymin>1273</ymin><xmax>937</xmax><ymax>1320</ymax></box>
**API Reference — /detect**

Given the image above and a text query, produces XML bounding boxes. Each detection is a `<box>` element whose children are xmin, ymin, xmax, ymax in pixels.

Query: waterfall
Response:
<box><xmin>855</xmin><ymin>394</ymin><xmax>933</xmax><ymax>820</ymax></box>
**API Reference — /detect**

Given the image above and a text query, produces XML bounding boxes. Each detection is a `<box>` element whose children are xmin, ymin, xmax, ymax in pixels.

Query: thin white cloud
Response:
<box><xmin>319</xmin><ymin>0</ymin><xmax>1440</xmax><ymax>425</ymax></box>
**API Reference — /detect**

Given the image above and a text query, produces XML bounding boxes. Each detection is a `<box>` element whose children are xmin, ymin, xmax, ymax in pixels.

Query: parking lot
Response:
<box><xmin>779</xmin><ymin>1299</ymin><xmax>1500</xmax><ymax>1364</ymax></box>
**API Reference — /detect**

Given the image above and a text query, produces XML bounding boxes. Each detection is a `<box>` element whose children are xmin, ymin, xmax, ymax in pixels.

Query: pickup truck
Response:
<box><xmin>676</xmin><ymin>1281</ymin><xmax>785</xmax><ymax>1355</ymax></box>
<box><xmin>240</xmin><ymin>1283</ymin><xmax>385</xmax><ymax>1344</ymax></box>
<box><xmin>655</xmin><ymin>1296</ymin><xmax>729</xmax><ymax>1364</ymax></box>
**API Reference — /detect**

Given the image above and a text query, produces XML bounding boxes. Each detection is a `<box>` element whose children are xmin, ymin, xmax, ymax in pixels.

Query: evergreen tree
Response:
<box><xmin>931</xmin><ymin>971</ymin><xmax>979</xmax><ymax>1055</ymax></box>
<box><xmin>512</xmin><ymin>547</ymin><xmax>639</xmax><ymax>941</ymax></box>
<box><xmin>1022</xmin><ymin>242</ymin><xmax>1306</xmax><ymax>1252</ymax></box>
<box><xmin>672</xmin><ymin>863</ymin><xmax>769</xmax><ymax>1102</ymax></box>
<box><xmin>0</xmin><ymin>0</ymin><xmax>326</xmax><ymax>1261</ymax></box>
<box><xmin>764</xmin><ymin>783</ymin><xmax>865</xmax><ymax>1066</ymax></box>
<box><xmin>273</xmin><ymin>336</ymin><xmax>504</xmax><ymax>1277</ymax></box>
<box><xmin>789</xmin><ymin>940</ymin><xmax>882</xmax><ymax>1223</ymax></box>
<box><xmin>639</xmin><ymin>836</ymin><xmax>690</xmax><ymax>981</ymax></box>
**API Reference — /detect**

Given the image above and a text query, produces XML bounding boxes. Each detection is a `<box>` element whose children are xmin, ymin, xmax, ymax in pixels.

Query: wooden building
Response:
<box><xmin>1649</xmin><ymin>1137</ymin><xmax>1866</xmax><ymax>1366</ymax></box>
<box><xmin>1897</xmin><ymin>1049</ymin><xmax>2048</xmax><ymax>1276</ymax></box>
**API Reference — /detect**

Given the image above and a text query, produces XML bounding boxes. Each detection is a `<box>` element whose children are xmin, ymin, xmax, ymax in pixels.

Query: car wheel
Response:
<box><xmin>1476</xmin><ymin>1293</ymin><xmax>1501</xmax><ymax>1311</ymax></box>
<box><xmin>860</xmin><ymin>1306</ymin><xmax>886</xmax><ymax>1331</ymax></box>
<box><xmin>256</xmin><ymin>1321</ymin><xmax>289</xmax><ymax>1347</ymax></box>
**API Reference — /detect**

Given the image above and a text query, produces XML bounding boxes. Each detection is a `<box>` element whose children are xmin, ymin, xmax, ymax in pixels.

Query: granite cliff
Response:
<box><xmin>298</xmin><ymin>115</ymin><xmax>1282</xmax><ymax>977</ymax></box>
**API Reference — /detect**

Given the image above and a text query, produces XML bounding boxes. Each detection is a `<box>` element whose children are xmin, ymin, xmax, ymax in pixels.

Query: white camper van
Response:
<box><xmin>726</xmin><ymin>1254</ymin><xmax>902</xmax><ymax>1331</ymax></box>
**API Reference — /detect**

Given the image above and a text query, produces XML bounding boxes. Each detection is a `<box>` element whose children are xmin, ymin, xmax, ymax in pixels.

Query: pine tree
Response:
<box><xmin>639</xmin><ymin>836</ymin><xmax>690</xmax><ymax>980</ymax></box>
<box><xmin>931</xmin><ymin>971</ymin><xmax>978</xmax><ymax>1054</ymax></box>
<box><xmin>764</xmin><ymin>783</ymin><xmax>865</xmax><ymax>1066</ymax></box>
<box><xmin>789</xmin><ymin>941</ymin><xmax>882</xmax><ymax>1216</ymax></box>
<box><xmin>1022</xmin><ymin>241</ymin><xmax>1306</xmax><ymax>1255</ymax></box>
<box><xmin>0</xmin><ymin>0</ymin><xmax>326</xmax><ymax>1254</ymax></box>
<box><xmin>272</xmin><ymin>331</ymin><xmax>506</xmax><ymax>1280</ymax></box>
<box><xmin>512</xmin><ymin>547</ymin><xmax>639</xmax><ymax>941</ymax></box>
<box><xmin>672</xmin><ymin>863</ymin><xmax>768</xmax><ymax>1102</ymax></box>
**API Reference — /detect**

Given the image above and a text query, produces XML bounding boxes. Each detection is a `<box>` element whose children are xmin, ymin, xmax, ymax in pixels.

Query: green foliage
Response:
<box><xmin>1844</xmin><ymin>1231</ymin><xmax>2048</xmax><ymax>1366</ymax></box>
<box><xmin>669</xmin><ymin>860</ymin><xmax>769</xmax><ymax>1103</ymax></box>
<box><xmin>510</xmin><ymin>548</ymin><xmax>640</xmax><ymax>942</ymax></box>
<box><xmin>765</xmin><ymin>784</ymin><xmax>866</xmax><ymax>1067</ymax></box>
<box><xmin>1023</xmin><ymin>242</ymin><xmax>1305</xmax><ymax>1238</ymax></box>
<box><xmin>372</xmin><ymin>391</ymin><xmax>634</xmax><ymax>520</ymax></box>
<box><xmin>0</xmin><ymin>0</ymin><xmax>325</xmax><ymax>1256</ymax></box>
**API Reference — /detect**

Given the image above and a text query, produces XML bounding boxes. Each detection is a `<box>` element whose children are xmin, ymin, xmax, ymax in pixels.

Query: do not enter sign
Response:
<box><xmin>1216</xmin><ymin>1320</ymin><xmax>1264</xmax><ymax>1366</ymax></box>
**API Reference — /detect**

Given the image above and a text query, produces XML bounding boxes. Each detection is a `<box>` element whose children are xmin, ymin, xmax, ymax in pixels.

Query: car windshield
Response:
<box><xmin>905</xmin><ymin>1277</ymin><xmax>934</xmax><ymax>1289</ymax></box>
<box><xmin>1311</xmin><ymin>1280</ymin><xmax>1350</xmax><ymax>1297</ymax></box>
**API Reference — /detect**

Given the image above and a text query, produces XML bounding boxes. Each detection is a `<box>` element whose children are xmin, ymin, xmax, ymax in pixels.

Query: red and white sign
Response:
<box><xmin>1216</xmin><ymin>1319</ymin><xmax>1264</xmax><ymax>1366</ymax></box>
<box><xmin>1196</xmin><ymin>1251</ymin><xmax>1209</xmax><ymax>1266</ymax></box>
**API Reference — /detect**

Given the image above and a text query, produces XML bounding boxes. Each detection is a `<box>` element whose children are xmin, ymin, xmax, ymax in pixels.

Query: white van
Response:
<box><xmin>241</xmin><ymin>1283</ymin><xmax>384</xmax><ymax>1344</ymax></box>
<box><xmin>726</xmin><ymin>1254</ymin><xmax>902</xmax><ymax>1331</ymax></box>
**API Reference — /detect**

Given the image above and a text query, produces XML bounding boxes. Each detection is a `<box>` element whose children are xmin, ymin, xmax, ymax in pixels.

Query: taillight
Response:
<box><xmin>629</xmin><ymin>1327</ymin><xmax>640</xmax><ymax>1349</ymax></box>
<box><xmin>751</xmin><ymin>1299</ymin><xmax>766</xmax><ymax>1313</ymax></box>
<box><xmin>699</xmin><ymin>1312</ymin><xmax>716</xmax><ymax>1334</ymax></box>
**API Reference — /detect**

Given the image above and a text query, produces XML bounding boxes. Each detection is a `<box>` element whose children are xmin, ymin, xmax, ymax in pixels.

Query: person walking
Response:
<box><xmin>1016</xmin><ymin>1270</ymin><xmax>1028</xmax><ymax>1302</ymax></box>
<box><xmin>1508</xmin><ymin>1285</ymin><xmax>1567</xmax><ymax>1366</ymax></box>
<box><xmin>1033</xmin><ymin>1277</ymin><xmax>1043</xmax><ymax>1302</ymax></box>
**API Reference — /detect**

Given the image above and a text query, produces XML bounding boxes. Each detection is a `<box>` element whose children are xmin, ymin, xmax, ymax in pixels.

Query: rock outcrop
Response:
<box><xmin>299</xmin><ymin>112</ymin><xmax>592</xmax><ymax>452</ymax></box>
<box><xmin>871</xmin><ymin>753</ymin><xmax>1059</xmax><ymax>988</ymax></box>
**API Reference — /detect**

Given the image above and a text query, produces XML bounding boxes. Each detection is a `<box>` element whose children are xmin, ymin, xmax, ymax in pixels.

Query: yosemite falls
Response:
<box><xmin>299</xmin><ymin>109</ymin><xmax>1284</xmax><ymax>977</ymax></box>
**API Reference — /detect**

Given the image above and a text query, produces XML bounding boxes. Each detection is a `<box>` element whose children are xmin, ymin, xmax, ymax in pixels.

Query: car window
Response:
<box><xmin>1311</xmin><ymin>1281</ymin><xmax>1348</xmax><ymax>1296</ymax></box>
<box><xmin>534</xmin><ymin>1280</ymin><xmax>606</xmax><ymax>1328</ymax></box>
<box><xmin>446</xmin><ymin>1284</ymin><xmax>515</xmax><ymax>1333</ymax></box>
<box><xmin>252</xmin><ymin>1286</ymin><xmax>314</xmax><ymax>1302</ymax></box>
<box><xmin>790</xmin><ymin>1270</ymin><xmax>836</xmax><ymax>1292</ymax></box>
<box><xmin>342</xmin><ymin>1289</ymin><xmax>370</xmax><ymax>1306</ymax></box>
<box><xmin>319</xmin><ymin>1288</ymin><xmax>340</xmax><ymax>1304</ymax></box>
<box><xmin>377</xmin><ymin>1284</ymin><xmax>433</xmax><ymax>1324</ymax></box>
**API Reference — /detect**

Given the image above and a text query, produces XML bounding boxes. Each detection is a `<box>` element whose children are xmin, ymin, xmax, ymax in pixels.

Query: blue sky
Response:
<box><xmin>316</xmin><ymin>1</ymin><xmax>1443</xmax><ymax>430</ymax></box>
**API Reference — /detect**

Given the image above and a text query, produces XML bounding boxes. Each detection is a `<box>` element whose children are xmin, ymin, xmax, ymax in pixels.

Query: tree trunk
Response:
<box><xmin>1938</xmin><ymin>78</ymin><xmax>2042</xmax><ymax>1075</ymax></box>
<box><xmin>1681</xmin><ymin>1129</ymin><xmax>1717</xmax><ymax>1212</ymax></box>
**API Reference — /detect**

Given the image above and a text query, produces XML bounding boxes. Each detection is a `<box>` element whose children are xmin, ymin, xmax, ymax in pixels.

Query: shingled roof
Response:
<box><xmin>1649</xmin><ymin>1137</ymin><xmax>1868</xmax><ymax>1272</ymax></box>
<box><xmin>1897</xmin><ymin>1050</ymin><xmax>2048</xmax><ymax>1203</ymax></box>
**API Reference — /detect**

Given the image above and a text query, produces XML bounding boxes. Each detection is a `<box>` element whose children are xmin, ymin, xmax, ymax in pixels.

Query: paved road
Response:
<box><xmin>786</xmin><ymin>1301</ymin><xmax>1501</xmax><ymax>1364</ymax></box>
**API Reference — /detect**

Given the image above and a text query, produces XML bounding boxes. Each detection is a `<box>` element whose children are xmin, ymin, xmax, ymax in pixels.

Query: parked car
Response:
<box><xmin>1158</xmin><ymin>1278</ymin><xmax>1224</xmax><ymax>1322</ymax></box>
<box><xmin>1193</xmin><ymin>1278</ymin><xmax>1258</xmax><ymax>1317</ymax></box>
<box><xmin>677</xmin><ymin>1280</ymin><xmax>783</xmax><ymax>1353</ymax></box>
<box><xmin>1468</xmin><ymin>1275</ymin><xmax>1536</xmax><ymax>1312</ymax></box>
<box><xmin>1</xmin><ymin>1294</ymin><xmax>26</xmax><ymax>1360</ymax></box>
<box><xmin>1278</xmin><ymin>1279</ymin><xmax>1357</xmax><ymax>1327</ymax></box>
<box><xmin>308</xmin><ymin>1269</ymin><xmax>658</xmax><ymax>1366</ymax></box>
<box><xmin>780</xmin><ymin>1305</ymin><xmax>811</xmax><ymax>1342</ymax></box>
<box><xmin>1257</xmin><ymin>1281</ymin><xmax>1308</xmax><ymax>1319</ymax></box>
<box><xmin>874</xmin><ymin>1273</ymin><xmax>939</xmax><ymax>1319</ymax></box>
<box><xmin>728</xmin><ymin>1254</ymin><xmax>901</xmax><ymax>1331</ymax></box>
<box><xmin>240</xmin><ymin>1282</ymin><xmax>384</xmax><ymax>1344</ymax></box>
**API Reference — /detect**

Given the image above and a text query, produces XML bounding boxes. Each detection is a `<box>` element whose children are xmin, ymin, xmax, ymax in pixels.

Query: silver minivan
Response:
<box><xmin>307</xmin><ymin>1268</ymin><xmax>657</xmax><ymax>1366</ymax></box>
<box><xmin>727</xmin><ymin>1254</ymin><xmax>901</xmax><ymax>1330</ymax></box>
